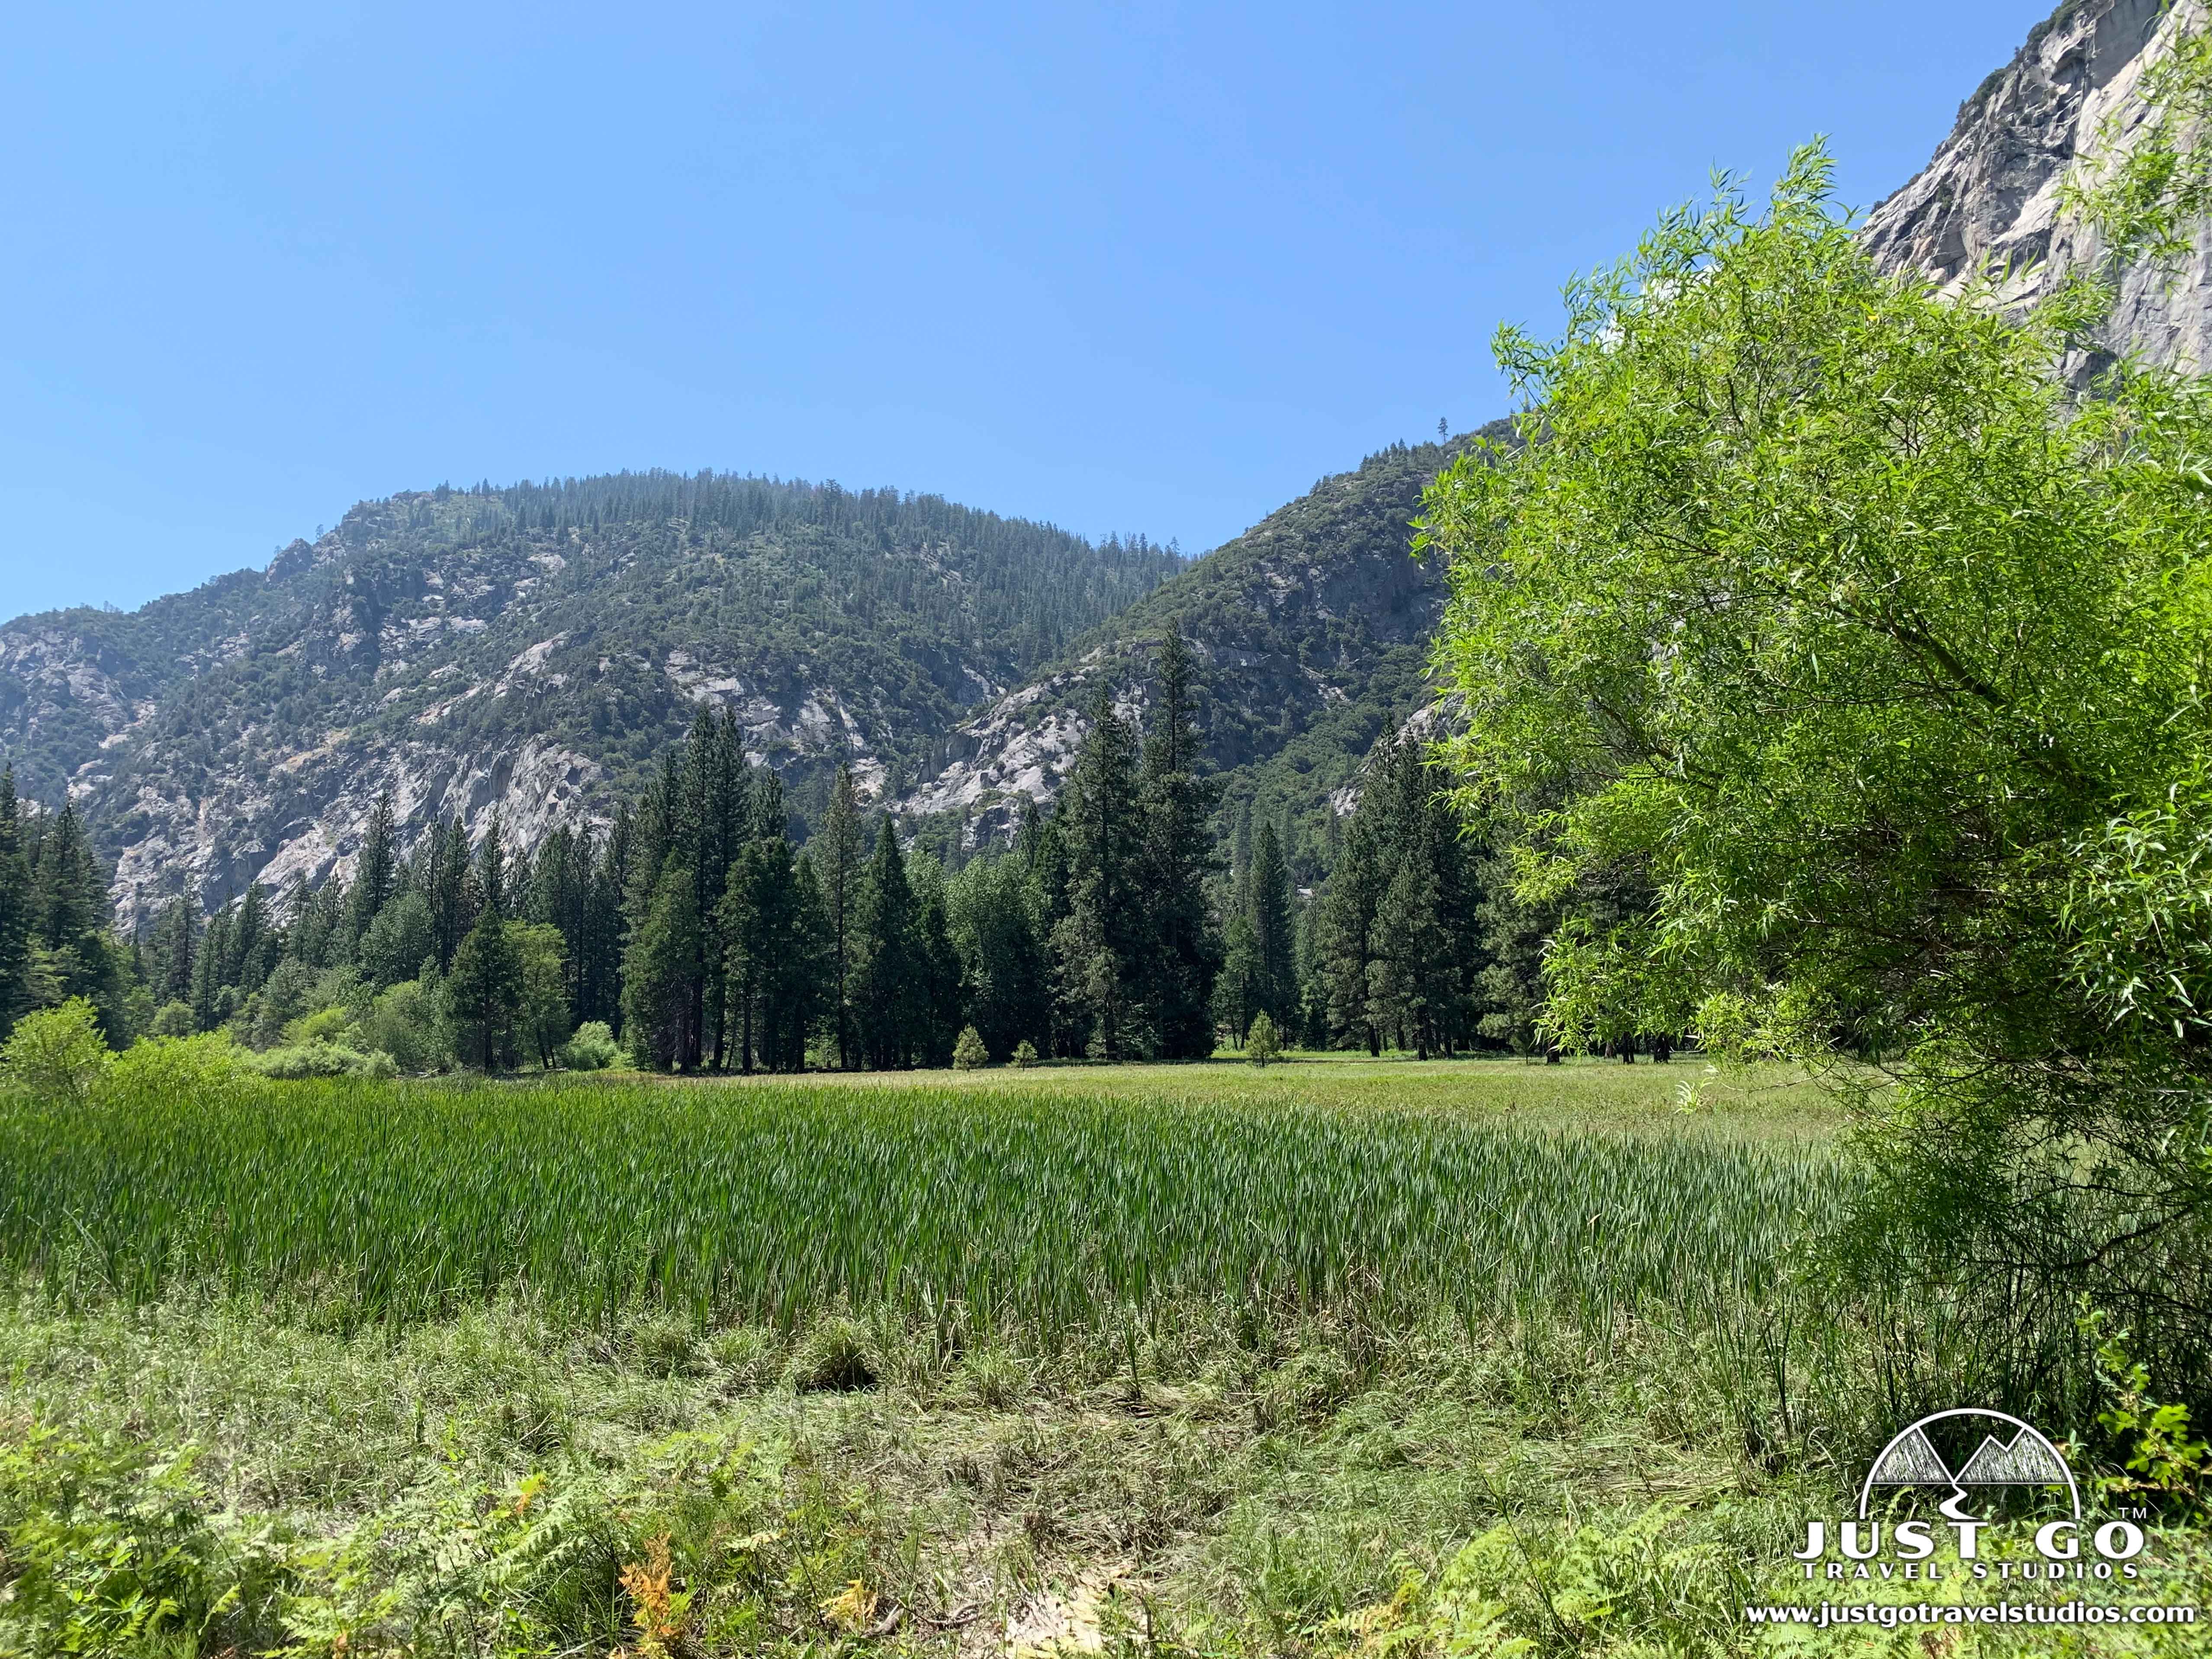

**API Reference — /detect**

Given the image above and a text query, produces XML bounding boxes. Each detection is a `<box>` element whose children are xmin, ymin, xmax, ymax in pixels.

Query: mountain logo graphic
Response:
<box><xmin>1857</xmin><ymin>1408</ymin><xmax>2080</xmax><ymax>1522</ymax></box>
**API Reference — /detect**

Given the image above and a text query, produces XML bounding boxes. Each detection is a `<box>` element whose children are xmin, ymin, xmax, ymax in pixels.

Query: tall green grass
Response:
<box><xmin>0</xmin><ymin>1073</ymin><xmax>1851</xmax><ymax>1333</ymax></box>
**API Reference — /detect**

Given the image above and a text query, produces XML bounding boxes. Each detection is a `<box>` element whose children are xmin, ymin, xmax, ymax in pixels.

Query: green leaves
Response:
<box><xmin>1421</xmin><ymin>135</ymin><xmax>2212</xmax><ymax>1396</ymax></box>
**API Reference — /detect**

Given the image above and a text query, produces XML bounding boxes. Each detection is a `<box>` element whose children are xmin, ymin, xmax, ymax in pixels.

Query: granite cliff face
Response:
<box><xmin>1864</xmin><ymin>0</ymin><xmax>2212</xmax><ymax>373</ymax></box>
<box><xmin>0</xmin><ymin>474</ymin><xmax>1176</xmax><ymax>926</ymax></box>
<box><xmin>897</xmin><ymin>428</ymin><xmax>1512</xmax><ymax>846</ymax></box>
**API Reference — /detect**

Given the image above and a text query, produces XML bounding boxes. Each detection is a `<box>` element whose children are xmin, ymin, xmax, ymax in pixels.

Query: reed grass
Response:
<box><xmin>0</xmin><ymin>1067</ymin><xmax>1851</xmax><ymax>1334</ymax></box>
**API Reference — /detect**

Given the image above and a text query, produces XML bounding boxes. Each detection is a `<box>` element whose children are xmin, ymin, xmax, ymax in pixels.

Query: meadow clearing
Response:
<box><xmin>0</xmin><ymin>1056</ymin><xmax>2203</xmax><ymax>1656</ymax></box>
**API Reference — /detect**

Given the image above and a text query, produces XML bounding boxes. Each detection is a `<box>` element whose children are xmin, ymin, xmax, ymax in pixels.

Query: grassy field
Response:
<box><xmin>0</xmin><ymin>1056</ymin><xmax>1848</xmax><ymax>1331</ymax></box>
<box><xmin>1</xmin><ymin>1057</ymin><xmax>2202</xmax><ymax>1656</ymax></box>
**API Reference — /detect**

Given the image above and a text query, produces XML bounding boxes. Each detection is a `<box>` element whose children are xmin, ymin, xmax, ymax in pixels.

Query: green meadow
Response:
<box><xmin>4</xmin><ymin>1057</ymin><xmax>2204</xmax><ymax>1656</ymax></box>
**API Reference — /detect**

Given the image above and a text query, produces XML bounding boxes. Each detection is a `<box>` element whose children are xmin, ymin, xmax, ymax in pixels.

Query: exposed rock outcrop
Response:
<box><xmin>1864</xmin><ymin>0</ymin><xmax>2212</xmax><ymax>373</ymax></box>
<box><xmin>897</xmin><ymin>430</ymin><xmax>1507</xmax><ymax>845</ymax></box>
<box><xmin>0</xmin><ymin>474</ymin><xmax>1177</xmax><ymax>928</ymax></box>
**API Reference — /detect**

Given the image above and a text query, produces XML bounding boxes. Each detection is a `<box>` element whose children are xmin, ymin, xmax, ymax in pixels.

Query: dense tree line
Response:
<box><xmin>0</xmin><ymin>619</ymin><xmax>1585</xmax><ymax>1075</ymax></box>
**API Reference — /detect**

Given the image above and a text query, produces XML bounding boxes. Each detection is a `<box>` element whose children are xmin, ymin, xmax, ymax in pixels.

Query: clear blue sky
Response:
<box><xmin>3</xmin><ymin>0</ymin><xmax>2052</xmax><ymax>617</ymax></box>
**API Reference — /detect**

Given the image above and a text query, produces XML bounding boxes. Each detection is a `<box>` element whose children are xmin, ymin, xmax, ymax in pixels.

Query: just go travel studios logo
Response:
<box><xmin>1794</xmin><ymin>1409</ymin><xmax>2147</xmax><ymax>1587</ymax></box>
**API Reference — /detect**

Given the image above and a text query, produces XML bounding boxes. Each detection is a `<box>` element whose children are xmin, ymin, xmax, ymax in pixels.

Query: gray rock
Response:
<box><xmin>1863</xmin><ymin>0</ymin><xmax>2212</xmax><ymax>376</ymax></box>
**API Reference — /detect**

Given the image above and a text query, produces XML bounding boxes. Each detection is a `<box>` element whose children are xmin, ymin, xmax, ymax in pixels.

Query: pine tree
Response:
<box><xmin>1312</xmin><ymin>725</ymin><xmax>1485</xmax><ymax>1056</ymax></box>
<box><xmin>673</xmin><ymin>709</ymin><xmax>747</xmax><ymax>1069</ymax></box>
<box><xmin>345</xmin><ymin>790</ymin><xmax>399</xmax><ymax>947</ymax></box>
<box><xmin>622</xmin><ymin>862</ymin><xmax>701</xmax><ymax>1071</ymax></box>
<box><xmin>428</xmin><ymin>817</ymin><xmax>475</xmax><ymax>971</ymax></box>
<box><xmin>819</xmin><ymin>765</ymin><xmax>866</xmax><ymax>1068</ymax></box>
<box><xmin>476</xmin><ymin>812</ymin><xmax>510</xmax><ymax>923</ymax></box>
<box><xmin>26</xmin><ymin>804</ymin><xmax>129</xmax><ymax>1035</ymax></box>
<box><xmin>191</xmin><ymin>904</ymin><xmax>231</xmax><ymax>1032</ymax></box>
<box><xmin>721</xmin><ymin>835</ymin><xmax>795</xmax><ymax>1074</ymax></box>
<box><xmin>582</xmin><ymin>810</ymin><xmax>630</xmax><ymax>1031</ymax></box>
<box><xmin>149</xmin><ymin>896</ymin><xmax>196</xmax><ymax>1008</ymax></box>
<box><xmin>855</xmin><ymin>819</ymin><xmax>921</xmax><ymax>1068</ymax></box>
<box><xmin>1055</xmin><ymin>684</ymin><xmax>1144</xmax><ymax>1059</ymax></box>
<box><xmin>780</xmin><ymin>850</ymin><xmax>833</xmax><ymax>1071</ymax></box>
<box><xmin>1366</xmin><ymin>860</ymin><xmax>1450</xmax><ymax>1058</ymax></box>
<box><xmin>1247</xmin><ymin>817</ymin><xmax>1299</xmax><ymax>1032</ymax></box>
<box><xmin>29</xmin><ymin>803</ymin><xmax>106</xmax><ymax>964</ymax></box>
<box><xmin>1318</xmin><ymin>809</ymin><xmax>1386</xmax><ymax>1053</ymax></box>
<box><xmin>287</xmin><ymin>873</ymin><xmax>350</xmax><ymax>970</ymax></box>
<box><xmin>1214</xmin><ymin>910</ymin><xmax>1260</xmax><ymax>1045</ymax></box>
<box><xmin>0</xmin><ymin>768</ymin><xmax>28</xmax><ymax>1038</ymax></box>
<box><xmin>446</xmin><ymin>909</ymin><xmax>525</xmax><ymax>1072</ymax></box>
<box><xmin>910</xmin><ymin>850</ymin><xmax>965</xmax><ymax>1067</ymax></box>
<box><xmin>1137</xmin><ymin>624</ymin><xmax>1223</xmax><ymax>1058</ymax></box>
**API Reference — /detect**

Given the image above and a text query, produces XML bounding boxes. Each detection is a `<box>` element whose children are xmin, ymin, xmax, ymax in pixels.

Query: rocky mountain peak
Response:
<box><xmin>1863</xmin><ymin>0</ymin><xmax>2211</xmax><ymax>373</ymax></box>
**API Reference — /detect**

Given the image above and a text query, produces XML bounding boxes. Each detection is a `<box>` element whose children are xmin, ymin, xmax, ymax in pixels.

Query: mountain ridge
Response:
<box><xmin>0</xmin><ymin>471</ymin><xmax>1177</xmax><ymax>925</ymax></box>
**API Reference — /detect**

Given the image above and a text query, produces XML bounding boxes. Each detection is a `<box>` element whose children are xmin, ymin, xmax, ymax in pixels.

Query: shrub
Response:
<box><xmin>246</xmin><ymin>1044</ymin><xmax>395</xmax><ymax>1080</ymax></box>
<box><xmin>284</xmin><ymin>1004</ymin><xmax>359</xmax><ymax>1048</ymax></box>
<box><xmin>360</xmin><ymin>979</ymin><xmax>451</xmax><ymax>1074</ymax></box>
<box><xmin>2</xmin><ymin>998</ymin><xmax>112</xmax><ymax>1101</ymax></box>
<box><xmin>108</xmin><ymin>1032</ymin><xmax>241</xmax><ymax>1097</ymax></box>
<box><xmin>149</xmin><ymin>1000</ymin><xmax>197</xmax><ymax>1038</ymax></box>
<box><xmin>952</xmin><ymin>1025</ymin><xmax>989</xmax><ymax>1071</ymax></box>
<box><xmin>1011</xmin><ymin>1038</ymin><xmax>1038</xmax><ymax>1069</ymax></box>
<box><xmin>559</xmin><ymin>1020</ymin><xmax>620</xmax><ymax>1072</ymax></box>
<box><xmin>1246</xmin><ymin>1012</ymin><xmax>1281</xmax><ymax>1068</ymax></box>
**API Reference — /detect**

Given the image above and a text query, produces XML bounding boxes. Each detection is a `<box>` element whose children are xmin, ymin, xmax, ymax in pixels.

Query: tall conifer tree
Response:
<box><xmin>819</xmin><ymin>765</ymin><xmax>865</xmax><ymax>1068</ymax></box>
<box><xmin>855</xmin><ymin>819</ymin><xmax>921</xmax><ymax>1068</ymax></box>
<box><xmin>1137</xmin><ymin>624</ymin><xmax>1222</xmax><ymax>1058</ymax></box>
<box><xmin>1055</xmin><ymin>683</ymin><xmax>1144</xmax><ymax>1058</ymax></box>
<box><xmin>0</xmin><ymin>768</ymin><xmax>27</xmax><ymax>1037</ymax></box>
<box><xmin>345</xmin><ymin>790</ymin><xmax>399</xmax><ymax>947</ymax></box>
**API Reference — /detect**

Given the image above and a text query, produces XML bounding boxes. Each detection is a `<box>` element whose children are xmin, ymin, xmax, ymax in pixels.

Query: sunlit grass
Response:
<box><xmin>0</xmin><ymin>1063</ymin><xmax>1851</xmax><ymax>1334</ymax></box>
<box><xmin>681</xmin><ymin>1051</ymin><xmax>1847</xmax><ymax>1142</ymax></box>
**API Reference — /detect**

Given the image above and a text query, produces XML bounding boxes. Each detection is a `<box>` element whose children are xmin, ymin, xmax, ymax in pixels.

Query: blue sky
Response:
<box><xmin>3</xmin><ymin>0</ymin><xmax>2051</xmax><ymax>617</ymax></box>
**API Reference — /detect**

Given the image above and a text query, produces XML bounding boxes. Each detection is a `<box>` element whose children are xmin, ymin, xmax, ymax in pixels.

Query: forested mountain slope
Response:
<box><xmin>0</xmin><ymin>473</ymin><xmax>1176</xmax><ymax>925</ymax></box>
<box><xmin>899</xmin><ymin>422</ymin><xmax>1514</xmax><ymax>860</ymax></box>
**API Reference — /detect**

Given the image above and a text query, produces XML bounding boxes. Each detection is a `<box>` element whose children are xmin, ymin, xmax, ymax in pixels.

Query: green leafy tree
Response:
<box><xmin>511</xmin><ymin>921</ymin><xmax>572</xmax><ymax>1069</ymax></box>
<box><xmin>360</xmin><ymin>978</ymin><xmax>450</xmax><ymax>1074</ymax></box>
<box><xmin>1</xmin><ymin>997</ymin><xmax>111</xmax><ymax>1101</ymax></box>
<box><xmin>948</xmin><ymin>853</ymin><xmax>1050</xmax><ymax>1063</ymax></box>
<box><xmin>445</xmin><ymin>909</ymin><xmax>524</xmax><ymax>1073</ymax></box>
<box><xmin>2063</xmin><ymin>16</ymin><xmax>2212</xmax><ymax>270</ymax></box>
<box><xmin>1418</xmin><ymin>142</ymin><xmax>2212</xmax><ymax>1398</ymax></box>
